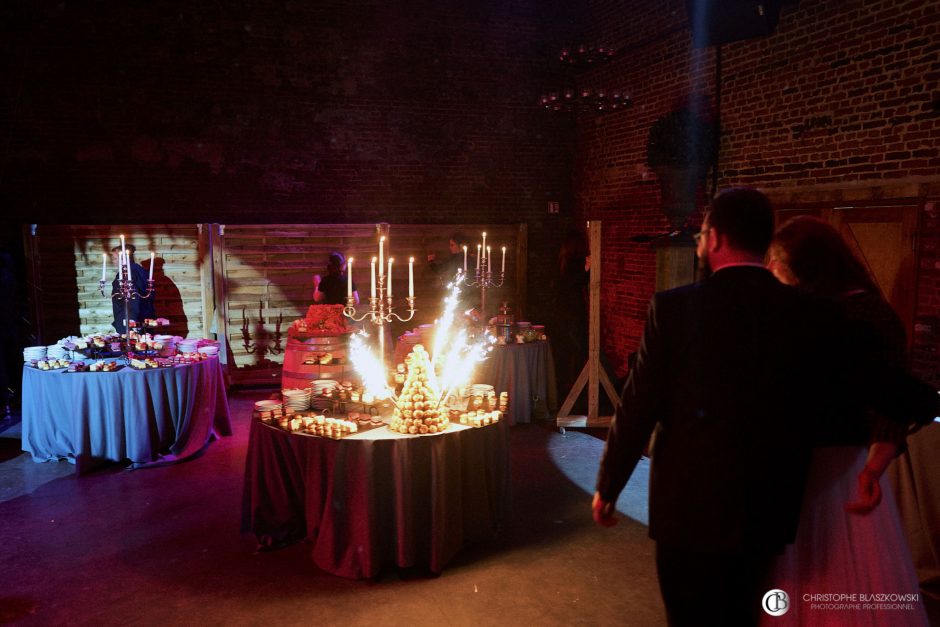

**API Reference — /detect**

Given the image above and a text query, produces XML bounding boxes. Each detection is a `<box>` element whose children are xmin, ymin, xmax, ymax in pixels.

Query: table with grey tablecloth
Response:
<box><xmin>241</xmin><ymin>417</ymin><xmax>510</xmax><ymax>579</ymax></box>
<box><xmin>474</xmin><ymin>340</ymin><xmax>556</xmax><ymax>425</ymax></box>
<box><xmin>21</xmin><ymin>357</ymin><xmax>232</xmax><ymax>475</ymax></box>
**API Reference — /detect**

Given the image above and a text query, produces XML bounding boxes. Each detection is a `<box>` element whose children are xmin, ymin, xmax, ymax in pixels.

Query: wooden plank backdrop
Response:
<box><xmin>27</xmin><ymin>225</ymin><xmax>206</xmax><ymax>343</ymax></box>
<box><xmin>25</xmin><ymin>223</ymin><xmax>526</xmax><ymax>385</ymax></box>
<box><xmin>222</xmin><ymin>223</ymin><xmax>525</xmax><ymax>380</ymax></box>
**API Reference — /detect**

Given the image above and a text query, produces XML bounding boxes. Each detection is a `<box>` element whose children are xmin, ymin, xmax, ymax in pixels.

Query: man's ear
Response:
<box><xmin>708</xmin><ymin>227</ymin><xmax>722</xmax><ymax>253</ymax></box>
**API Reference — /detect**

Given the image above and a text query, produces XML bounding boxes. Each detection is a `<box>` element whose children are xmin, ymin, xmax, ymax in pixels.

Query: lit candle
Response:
<box><xmin>408</xmin><ymin>257</ymin><xmax>414</xmax><ymax>297</ymax></box>
<box><xmin>379</xmin><ymin>236</ymin><xmax>385</xmax><ymax>278</ymax></box>
<box><xmin>148</xmin><ymin>252</ymin><xmax>155</xmax><ymax>281</ymax></box>
<box><xmin>120</xmin><ymin>234</ymin><xmax>125</xmax><ymax>253</ymax></box>
<box><xmin>481</xmin><ymin>232</ymin><xmax>487</xmax><ymax>265</ymax></box>
<box><xmin>486</xmin><ymin>246</ymin><xmax>491</xmax><ymax>272</ymax></box>
<box><xmin>371</xmin><ymin>257</ymin><xmax>376</xmax><ymax>298</ymax></box>
<box><xmin>476</xmin><ymin>244</ymin><xmax>481</xmax><ymax>269</ymax></box>
<box><xmin>387</xmin><ymin>258</ymin><xmax>393</xmax><ymax>298</ymax></box>
<box><xmin>124</xmin><ymin>248</ymin><xmax>131</xmax><ymax>281</ymax></box>
<box><xmin>101</xmin><ymin>253</ymin><xmax>107</xmax><ymax>282</ymax></box>
<box><xmin>118</xmin><ymin>251</ymin><xmax>124</xmax><ymax>280</ymax></box>
<box><xmin>501</xmin><ymin>246</ymin><xmax>506</xmax><ymax>273</ymax></box>
<box><xmin>463</xmin><ymin>245</ymin><xmax>468</xmax><ymax>273</ymax></box>
<box><xmin>347</xmin><ymin>257</ymin><xmax>353</xmax><ymax>298</ymax></box>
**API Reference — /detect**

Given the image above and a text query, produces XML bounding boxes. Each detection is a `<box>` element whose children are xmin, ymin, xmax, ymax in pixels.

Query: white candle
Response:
<box><xmin>476</xmin><ymin>244</ymin><xmax>481</xmax><ymax>269</ymax></box>
<box><xmin>101</xmin><ymin>253</ymin><xmax>107</xmax><ymax>281</ymax></box>
<box><xmin>379</xmin><ymin>236</ymin><xmax>385</xmax><ymax>277</ymax></box>
<box><xmin>347</xmin><ymin>257</ymin><xmax>353</xmax><ymax>297</ymax></box>
<box><xmin>481</xmin><ymin>232</ymin><xmax>487</xmax><ymax>265</ymax></box>
<box><xmin>501</xmin><ymin>246</ymin><xmax>506</xmax><ymax>273</ymax></box>
<box><xmin>120</xmin><ymin>234</ymin><xmax>125</xmax><ymax>253</ymax></box>
<box><xmin>486</xmin><ymin>246</ymin><xmax>491</xmax><ymax>272</ymax></box>
<box><xmin>370</xmin><ymin>257</ymin><xmax>376</xmax><ymax>298</ymax></box>
<box><xmin>387</xmin><ymin>258</ymin><xmax>393</xmax><ymax>298</ymax></box>
<box><xmin>124</xmin><ymin>249</ymin><xmax>131</xmax><ymax>281</ymax></box>
<box><xmin>148</xmin><ymin>252</ymin><xmax>155</xmax><ymax>281</ymax></box>
<box><xmin>408</xmin><ymin>257</ymin><xmax>414</xmax><ymax>297</ymax></box>
<box><xmin>463</xmin><ymin>245</ymin><xmax>468</xmax><ymax>272</ymax></box>
<box><xmin>118</xmin><ymin>251</ymin><xmax>124</xmax><ymax>280</ymax></box>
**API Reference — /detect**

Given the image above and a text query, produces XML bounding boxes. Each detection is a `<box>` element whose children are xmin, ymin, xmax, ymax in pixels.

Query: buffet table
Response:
<box><xmin>242</xmin><ymin>417</ymin><xmax>510</xmax><ymax>579</ymax></box>
<box><xmin>475</xmin><ymin>341</ymin><xmax>556</xmax><ymax>425</ymax></box>
<box><xmin>21</xmin><ymin>357</ymin><xmax>232</xmax><ymax>475</ymax></box>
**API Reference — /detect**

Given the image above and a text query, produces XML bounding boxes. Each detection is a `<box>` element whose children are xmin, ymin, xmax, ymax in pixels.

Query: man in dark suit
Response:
<box><xmin>593</xmin><ymin>187</ymin><xmax>938</xmax><ymax>625</ymax></box>
<box><xmin>111</xmin><ymin>244</ymin><xmax>156</xmax><ymax>333</ymax></box>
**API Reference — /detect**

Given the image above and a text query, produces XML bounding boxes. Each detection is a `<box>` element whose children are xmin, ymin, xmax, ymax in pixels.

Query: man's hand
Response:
<box><xmin>592</xmin><ymin>492</ymin><xmax>618</xmax><ymax>527</ymax></box>
<box><xmin>312</xmin><ymin>274</ymin><xmax>322</xmax><ymax>288</ymax></box>
<box><xmin>845</xmin><ymin>467</ymin><xmax>883</xmax><ymax>515</ymax></box>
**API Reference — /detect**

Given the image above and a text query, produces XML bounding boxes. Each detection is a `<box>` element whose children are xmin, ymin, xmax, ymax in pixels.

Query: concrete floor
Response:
<box><xmin>0</xmin><ymin>390</ymin><xmax>664</xmax><ymax>626</ymax></box>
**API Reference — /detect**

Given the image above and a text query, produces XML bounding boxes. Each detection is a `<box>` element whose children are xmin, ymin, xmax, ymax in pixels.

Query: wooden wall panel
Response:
<box><xmin>29</xmin><ymin>225</ymin><xmax>206</xmax><ymax>342</ymax></box>
<box><xmin>26</xmin><ymin>222</ymin><xmax>525</xmax><ymax>386</ymax></box>
<box><xmin>223</xmin><ymin>223</ymin><xmax>524</xmax><ymax>377</ymax></box>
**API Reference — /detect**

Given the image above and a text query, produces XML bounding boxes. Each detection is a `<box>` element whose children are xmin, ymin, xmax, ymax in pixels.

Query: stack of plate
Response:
<box><xmin>467</xmin><ymin>383</ymin><xmax>495</xmax><ymax>398</ymax></box>
<box><xmin>23</xmin><ymin>346</ymin><xmax>47</xmax><ymax>362</ymax></box>
<box><xmin>282</xmin><ymin>388</ymin><xmax>312</xmax><ymax>411</ymax></box>
<box><xmin>47</xmin><ymin>344</ymin><xmax>70</xmax><ymax>360</ymax></box>
<box><xmin>312</xmin><ymin>379</ymin><xmax>339</xmax><ymax>397</ymax></box>
<box><xmin>178</xmin><ymin>339</ymin><xmax>200</xmax><ymax>354</ymax></box>
<box><xmin>516</xmin><ymin>321</ymin><xmax>531</xmax><ymax>329</ymax></box>
<box><xmin>197</xmin><ymin>345</ymin><xmax>220</xmax><ymax>356</ymax></box>
<box><xmin>400</xmin><ymin>332</ymin><xmax>420</xmax><ymax>346</ymax></box>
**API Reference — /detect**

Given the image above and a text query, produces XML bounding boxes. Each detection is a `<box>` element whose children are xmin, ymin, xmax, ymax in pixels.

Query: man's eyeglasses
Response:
<box><xmin>693</xmin><ymin>227</ymin><xmax>711</xmax><ymax>243</ymax></box>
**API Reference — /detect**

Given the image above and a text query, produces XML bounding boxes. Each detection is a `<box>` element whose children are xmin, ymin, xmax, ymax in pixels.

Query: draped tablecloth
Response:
<box><xmin>474</xmin><ymin>341</ymin><xmax>556</xmax><ymax>425</ymax></box>
<box><xmin>21</xmin><ymin>357</ymin><xmax>232</xmax><ymax>475</ymax></box>
<box><xmin>242</xmin><ymin>418</ymin><xmax>510</xmax><ymax>579</ymax></box>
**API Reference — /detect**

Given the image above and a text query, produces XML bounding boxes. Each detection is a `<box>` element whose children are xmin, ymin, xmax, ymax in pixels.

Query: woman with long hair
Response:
<box><xmin>764</xmin><ymin>215</ymin><xmax>927</xmax><ymax>625</ymax></box>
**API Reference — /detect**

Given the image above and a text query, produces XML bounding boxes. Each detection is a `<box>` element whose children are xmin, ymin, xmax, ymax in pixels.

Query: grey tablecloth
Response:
<box><xmin>475</xmin><ymin>340</ymin><xmax>556</xmax><ymax>425</ymax></box>
<box><xmin>241</xmin><ymin>418</ymin><xmax>510</xmax><ymax>579</ymax></box>
<box><xmin>21</xmin><ymin>357</ymin><xmax>232</xmax><ymax>474</ymax></box>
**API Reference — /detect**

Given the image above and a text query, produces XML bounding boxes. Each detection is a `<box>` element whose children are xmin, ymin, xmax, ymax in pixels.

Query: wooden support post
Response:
<box><xmin>556</xmin><ymin>220</ymin><xmax>621</xmax><ymax>429</ymax></box>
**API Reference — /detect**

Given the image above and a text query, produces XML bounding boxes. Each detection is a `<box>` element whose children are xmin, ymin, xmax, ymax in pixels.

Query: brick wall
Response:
<box><xmin>574</xmin><ymin>0</ymin><xmax>940</xmax><ymax>381</ymax></box>
<box><xmin>0</xmin><ymin>0</ymin><xmax>581</xmax><ymax>323</ymax></box>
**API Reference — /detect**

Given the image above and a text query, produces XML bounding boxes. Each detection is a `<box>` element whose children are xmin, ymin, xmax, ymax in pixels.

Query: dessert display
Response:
<box><xmin>261</xmin><ymin>409</ymin><xmax>363</xmax><ymax>440</ymax></box>
<box><xmin>388</xmin><ymin>345</ymin><xmax>450</xmax><ymax>436</ymax></box>
<box><xmin>129</xmin><ymin>357</ymin><xmax>161</xmax><ymax>370</ymax></box>
<box><xmin>289</xmin><ymin>304</ymin><xmax>352</xmax><ymax>339</ymax></box>
<box><xmin>89</xmin><ymin>361</ymin><xmax>121</xmax><ymax>372</ymax></box>
<box><xmin>31</xmin><ymin>358</ymin><xmax>70</xmax><ymax>370</ymax></box>
<box><xmin>66</xmin><ymin>361</ymin><xmax>89</xmax><ymax>373</ymax></box>
<box><xmin>458</xmin><ymin>409</ymin><xmax>502</xmax><ymax>428</ymax></box>
<box><xmin>141</xmin><ymin>317</ymin><xmax>170</xmax><ymax>327</ymax></box>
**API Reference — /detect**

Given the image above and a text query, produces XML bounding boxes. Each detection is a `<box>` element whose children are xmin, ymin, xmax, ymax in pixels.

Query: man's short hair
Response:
<box><xmin>111</xmin><ymin>244</ymin><xmax>137</xmax><ymax>255</ymax></box>
<box><xmin>707</xmin><ymin>187</ymin><xmax>774</xmax><ymax>256</ymax></box>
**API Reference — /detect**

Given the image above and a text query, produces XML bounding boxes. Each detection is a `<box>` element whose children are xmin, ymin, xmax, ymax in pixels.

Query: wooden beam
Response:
<box><xmin>556</xmin><ymin>220</ymin><xmax>621</xmax><ymax>429</ymax></box>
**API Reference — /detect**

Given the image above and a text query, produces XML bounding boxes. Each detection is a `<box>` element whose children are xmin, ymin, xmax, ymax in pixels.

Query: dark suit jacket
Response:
<box><xmin>596</xmin><ymin>265</ymin><xmax>937</xmax><ymax>553</ymax></box>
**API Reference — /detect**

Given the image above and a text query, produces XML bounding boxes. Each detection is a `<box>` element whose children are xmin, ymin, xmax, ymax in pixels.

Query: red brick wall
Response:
<box><xmin>0</xmin><ymin>0</ymin><xmax>581</xmax><ymax>319</ymax></box>
<box><xmin>574</xmin><ymin>0</ymin><xmax>940</xmax><ymax>381</ymax></box>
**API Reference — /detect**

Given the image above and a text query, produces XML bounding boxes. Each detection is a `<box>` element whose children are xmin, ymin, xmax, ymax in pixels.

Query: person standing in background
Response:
<box><xmin>427</xmin><ymin>232</ymin><xmax>469</xmax><ymax>287</ymax></box>
<box><xmin>111</xmin><ymin>244</ymin><xmax>155</xmax><ymax>334</ymax></box>
<box><xmin>313</xmin><ymin>252</ymin><xmax>358</xmax><ymax>306</ymax></box>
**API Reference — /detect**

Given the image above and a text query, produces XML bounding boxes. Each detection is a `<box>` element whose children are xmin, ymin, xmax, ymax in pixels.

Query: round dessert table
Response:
<box><xmin>21</xmin><ymin>357</ymin><xmax>232</xmax><ymax>475</ymax></box>
<box><xmin>241</xmin><ymin>417</ymin><xmax>510</xmax><ymax>579</ymax></box>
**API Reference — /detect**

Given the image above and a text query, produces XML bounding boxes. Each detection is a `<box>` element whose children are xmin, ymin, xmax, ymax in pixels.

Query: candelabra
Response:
<box><xmin>457</xmin><ymin>232</ymin><xmax>507</xmax><ymax>323</ymax></box>
<box><xmin>99</xmin><ymin>276</ymin><xmax>155</xmax><ymax>359</ymax></box>
<box><xmin>343</xmin><ymin>224</ymin><xmax>417</xmax><ymax>363</ymax></box>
